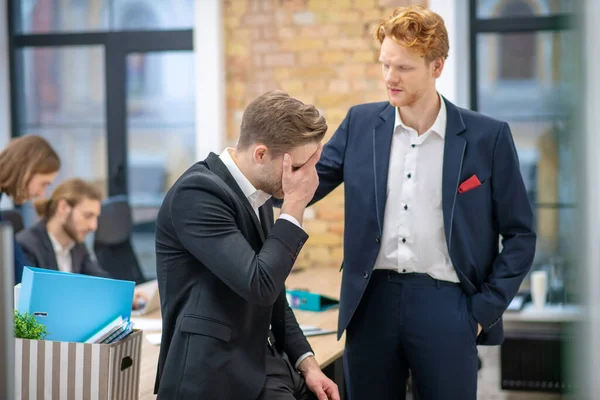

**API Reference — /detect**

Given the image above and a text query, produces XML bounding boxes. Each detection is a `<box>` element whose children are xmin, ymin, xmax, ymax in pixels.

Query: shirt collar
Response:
<box><xmin>219</xmin><ymin>148</ymin><xmax>271</xmax><ymax>210</ymax></box>
<box><xmin>48</xmin><ymin>232</ymin><xmax>75</xmax><ymax>254</ymax></box>
<box><xmin>394</xmin><ymin>93</ymin><xmax>447</xmax><ymax>139</ymax></box>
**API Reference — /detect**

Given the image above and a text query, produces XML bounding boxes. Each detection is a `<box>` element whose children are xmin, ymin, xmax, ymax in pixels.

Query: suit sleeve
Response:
<box><xmin>170</xmin><ymin>177</ymin><xmax>309</xmax><ymax>306</ymax></box>
<box><xmin>309</xmin><ymin>107</ymin><xmax>351</xmax><ymax>206</ymax></box>
<box><xmin>470</xmin><ymin>122</ymin><xmax>537</xmax><ymax>332</ymax></box>
<box><xmin>282</xmin><ymin>298</ymin><xmax>313</xmax><ymax>367</ymax></box>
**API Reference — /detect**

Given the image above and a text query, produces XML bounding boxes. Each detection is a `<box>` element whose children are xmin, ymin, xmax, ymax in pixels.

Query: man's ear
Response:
<box><xmin>431</xmin><ymin>56</ymin><xmax>445</xmax><ymax>79</ymax></box>
<box><xmin>56</xmin><ymin>199</ymin><xmax>71</xmax><ymax>216</ymax></box>
<box><xmin>253</xmin><ymin>144</ymin><xmax>269</xmax><ymax>165</ymax></box>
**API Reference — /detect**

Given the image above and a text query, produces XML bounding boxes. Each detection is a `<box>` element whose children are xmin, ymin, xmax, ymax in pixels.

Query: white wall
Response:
<box><xmin>194</xmin><ymin>0</ymin><xmax>224</xmax><ymax>160</ymax></box>
<box><xmin>581</xmin><ymin>0</ymin><xmax>600</xmax><ymax>396</ymax></box>
<box><xmin>428</xmin><ymin>0</ymin><xmax>470</xmax><ymax>109</ymax></box>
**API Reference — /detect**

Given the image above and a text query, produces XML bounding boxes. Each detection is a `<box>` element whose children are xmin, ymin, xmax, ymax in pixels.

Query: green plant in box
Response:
<box><xmin>14</xmin><ymin>310</ymin><xmax>48</xmax><ymax>340</ymax></box>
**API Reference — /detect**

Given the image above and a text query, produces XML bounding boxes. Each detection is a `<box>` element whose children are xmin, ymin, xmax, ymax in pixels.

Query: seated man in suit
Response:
<box><xmin>154</xmin><ymin>90</ymin><xmax>339</xmax><ymax>400</ymax></box>
<box><xmin>17</xmin><ymin>178</ymin><xmax>108</xmax><ymax>277</ymax></box>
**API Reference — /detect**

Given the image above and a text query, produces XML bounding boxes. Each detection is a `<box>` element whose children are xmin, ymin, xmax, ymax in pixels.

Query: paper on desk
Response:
<box><xmin>300</xmin><ymin>325</ymin><xmax>336</xmax><ymax>337</ymax></box>
<box><xmin>146</xmin><ymin>333</ymin><xmax>162</xmax><ymax>345</ymax></box>
<box><xmin>131</xmin><ymin>318</ymin><xmax>162</xmax><ymax>331</ymax></box>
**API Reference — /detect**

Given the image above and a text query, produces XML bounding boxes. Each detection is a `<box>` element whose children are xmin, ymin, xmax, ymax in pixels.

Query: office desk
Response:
<box><xmin>138</xmin><ymin>267</ymin><xmax>344</xmax><ymax>400</ymax></box>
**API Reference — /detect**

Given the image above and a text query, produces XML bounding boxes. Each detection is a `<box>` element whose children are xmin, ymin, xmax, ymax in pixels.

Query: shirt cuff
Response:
<box><xmin>294</xmin><ymin>351</ymin><xmax>315</xmax><ymax>370</ymax></box>
<box><xmin>278</xmin><ymin>213</ymin><xmax>302</xmax><ymax>229</ymax></box>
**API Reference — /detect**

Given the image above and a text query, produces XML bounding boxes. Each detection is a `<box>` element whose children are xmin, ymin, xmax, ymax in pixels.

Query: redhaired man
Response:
<box><xmin>310</xmin><ymin>5</ymin><xmax>536</xmax><ymax>399</ymax></box>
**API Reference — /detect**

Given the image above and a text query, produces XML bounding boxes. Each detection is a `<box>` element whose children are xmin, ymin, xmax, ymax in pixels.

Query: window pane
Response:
<box><xmin>112</xmin><ymin>0</ymin><xmax>194</xmax><ymax>31</ymax></box>
<box><xmin>17</xmin><ymin>0</ymin><xmax>194</xmax><ymax>33</ymax></box>
<box><xmin>477</xmin><ymin>29</ymin><xmax>576</xmax><ymax>266</ymax></box>
<box><xmin>127</xmin><ymin>51</ymin><xmax>195</xmax><ymax>278</ymax></box>
<box><xmin>18</xmin><ymin>46</ymin><xmax>107</xmax><ymax>224</ymax></box>
<box><xmin>19</xmin><ymin>46</ymin><xmax>106</xmax><ymax>191</ymax></box>
<box><xmin>477</xmin><ymin>0</ymin><xmax>574</xmax><ymax>19</ymax></box>
<box><xmin>18</xmin><ymin>0</ymin><xmax>109</xmax><ymax>33</ymax></box>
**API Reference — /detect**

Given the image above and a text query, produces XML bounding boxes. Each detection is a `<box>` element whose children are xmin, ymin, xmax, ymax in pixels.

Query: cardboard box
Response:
<box><xmin>14</xmin><ymin>330</ymin><xmax>142</xmax><ymax>400</ymax></box>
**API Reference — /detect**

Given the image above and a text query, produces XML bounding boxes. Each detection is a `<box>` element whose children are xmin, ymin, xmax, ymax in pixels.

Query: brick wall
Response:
<box><xmin>224</xmin><ymin>0</ymin><xmax>426</xmax><ymax>269</ymax></box>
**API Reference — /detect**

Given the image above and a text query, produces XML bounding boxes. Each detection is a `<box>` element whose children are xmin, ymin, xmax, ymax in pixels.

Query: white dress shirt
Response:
<box><xmin>373</xmin><ymin>95</ymin><xmax>460</xmax><ymax>283</ymax></box>
<box><xmin>219</xmin><ymin>148</ymin><xmax>314</xmax><ymax>368</ymax></box>
<box><xmin>48</xmin><ymin>233</ymin><xmax>75</xmax><ymax>273</ymax></box>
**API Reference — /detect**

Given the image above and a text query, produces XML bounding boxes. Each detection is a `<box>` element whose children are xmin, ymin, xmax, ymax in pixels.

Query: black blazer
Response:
<box><xmin>154</xmin><ymin>153</ymin><xmax>312</xmax><ymax>400</ymax></box>
<box><xmin>15</xmin><ymin>221</ymin><xmax>109</xmax><ymax>277</ymax></box>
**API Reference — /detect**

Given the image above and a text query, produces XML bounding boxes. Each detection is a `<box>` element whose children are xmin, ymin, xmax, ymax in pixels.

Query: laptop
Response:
<box><xmin>131</xmin><ymin>279</ymin><xmax>161</xmax><ymax>316</ymax></box>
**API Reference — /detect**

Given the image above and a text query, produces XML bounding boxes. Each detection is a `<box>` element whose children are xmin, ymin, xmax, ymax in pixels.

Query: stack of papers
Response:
<box><xmin>85</xmin><ymin>316</ymin><xmax>135</xmax><ymax>344</ymax></box>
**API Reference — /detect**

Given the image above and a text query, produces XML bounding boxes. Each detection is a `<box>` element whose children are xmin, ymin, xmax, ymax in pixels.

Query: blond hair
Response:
<box><xmin>0</xmin><ymin>135</ymin><xmax>61</xmax><ymax>204</ymax></box>
<box><xmin>34</xmin><ymin>178</ymin><xmax>102</xmax><ymax>220</ymax></box>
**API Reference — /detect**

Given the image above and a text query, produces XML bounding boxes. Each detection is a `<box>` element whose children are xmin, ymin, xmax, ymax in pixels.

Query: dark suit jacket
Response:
<box><xmin>0</xmin><ymin>193</ymin><xmax>27</xmax><ymax>284</ymax></box>
<box><xmin>16</xmin><ymin>221</ymin><xmax>109</xmax><ymax>277</ymax></box>
<box><xmin>312</xmin><ymin>97</ymin><xmax>536</xmax><ymax>346</ymax></box>
<box><xmin>154</xmin><ymin>153</ymin><xmax>312</xmax><ymax>400</ymax></box>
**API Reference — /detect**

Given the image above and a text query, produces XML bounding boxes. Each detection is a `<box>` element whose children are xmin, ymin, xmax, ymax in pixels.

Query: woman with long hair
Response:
<box><xmin>0</xmin><ymin>135</ymin><xmax>60</xmax><ymax>283</ymax></box>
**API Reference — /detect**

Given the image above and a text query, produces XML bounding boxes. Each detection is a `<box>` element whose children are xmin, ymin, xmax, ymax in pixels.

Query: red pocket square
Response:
<box><xmin>458</xmin><ymin>175</ymin><xmax>482</xmax><ymax>193</ymax></box>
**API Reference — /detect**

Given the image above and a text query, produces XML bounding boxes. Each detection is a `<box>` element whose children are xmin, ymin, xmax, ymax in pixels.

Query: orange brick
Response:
<box><xmin>279</xmin><ymin>80</ymin><xmax>305</xmax><ymax>95</ymax></box>
<box><xmin>224</xmin><ymin>15</ymin><xmax>241</xmax><ymax>29</ymax></box>
<box><xmin>307</xmin><ymin>246</ymin><xmax>331</xmax><ymax>261</ymax></box>
<box><xmin>299</xmin><ymin>52</ymin><xmax>321</xmax><ymax>66</ymax></box>
<box><xmin>353</xmin><ymin>50</ymin><xmax>377</xmax><ymax>63</ymax></box>
<box><xmin>321</xmin><ymin>50</ymin><xmax>347</xmax><ymax>65</ymax></box>
<box><xmin>280</xmin><ymin>38</ymin><xmax>326</xmax><ymax>51</ymax></box>
<box><xmin>225</xmin><ymin>0</ymin><xmax>249</xmax><ymax>15</ymax></box>
<box><xmin>253</xmin><ymin>41</ymin><xmax>280</xmax><ymax>53</ymax></box>
<box><xmin>316</xmin><ymin>10</ymin><xmax>362</xmax><ymax>24</ymax></box>
<box><xmin>278</xmin><ymin>27</ymin><xmax>297</xmax><ymax>39</ymax></box>
<box><xmin>329</xmin><ymin>79</ymin><xmax>351</xmax><ymax>93</ymax></box>
<box><xmin>308</xmin><ymin>0</ymin><xmax>352</xmax><ymax>10</ymax></box>
<box><xmin>282</xmin><ymin>0</ymin><xmax>308</xmax><ymax>13</ymax></box>
<box><xmin>328</xmin><ymin>37</ymin><xmax>371</xmax><ymax>50</ymax></box>
<box><xmin>299</xmin><ymin>25</ymin><xmax>341</xmax><ymax>38</ymax></box>
<box><xmin>273</xmin><ymin>68</ymin><xmax>292</xmax><ymax>81</ymax></box>
<box><xmin>364</xmin><ymin>9</ymin><xmax>387</xmax><ymax>22</ymax></box>
<box><xmin>264</xmin><ymin>53</ymin><xmax>296</xmax><ymax>67</ymax></box>
<box><xmin>330</xmin><ymin>247</ymin><xmax>344</xmax><ymax>262</ymax></box>
<box><xmin>329</xmin><ymin>222</ymin><xmax>345</xmax><ymax>235</ymax></box>
<box><xmin>366</xmin><ymin>63</ymin><xmax>383</xmax><ymax>78</ymax></box>
<box><xmin>242</xmin><ymin>14</ymin><xmax>274</xmax><ymax>26</ymax></box>
<box><xmin>353</xmin><ymin>0</ymin><xmax>377</xmax><ymax>8</ymax></box>
<box><xmin>337</xmin><ymin>64</ymin><xmax>367</xmax><ymax>79</ymax></box>
<box><xmin>310</xmin><ymin>79</ymin><xmax>329</xmax><ymax>92</ymax></box>
<box><xmin>304</xmin><ymin>219</ymin><xmax>329</xmax><ymax>234</ymax></box>
<box><xmin>310</xmin><ymin>233</ymin><xmax>343</xmax><ymax>246</ymax></box>
<box><xmin>226</xmin><ymin>42</ymin><xmax>249</xmax><ymax>57</ymax></box>
<box><xmin>293</xmin><ymin>66</ymin><xmax>337</xmax><ymax>79</ymax></box>
<box><xmin>338</xmin><ymin>24</ymin><xmax>364</xmax><ymax>37</ymax></box>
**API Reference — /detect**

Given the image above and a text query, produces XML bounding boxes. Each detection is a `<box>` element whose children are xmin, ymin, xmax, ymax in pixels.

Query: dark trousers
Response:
<box><xmin>257</xmin><ymin>333</ymin><xmax>316</xmax><ymax>400</ymax></box>
<box><xmin>344</xmin><ymin>270</ymin><xmax>479</xmax><ymax>400</ymax></box>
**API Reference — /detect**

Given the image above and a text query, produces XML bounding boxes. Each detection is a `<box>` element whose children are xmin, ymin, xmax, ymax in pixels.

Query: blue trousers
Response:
<box><xmin>344</xmin><ymin>270</ymin><xmax>479</xmax><ymax>400</ymax></box>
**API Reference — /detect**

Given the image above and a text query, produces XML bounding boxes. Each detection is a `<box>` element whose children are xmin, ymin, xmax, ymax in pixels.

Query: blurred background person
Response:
<box><xmin>0</xmin><ymin>135</ymin><xmax>60</xmax><ymax>284</ymax></box>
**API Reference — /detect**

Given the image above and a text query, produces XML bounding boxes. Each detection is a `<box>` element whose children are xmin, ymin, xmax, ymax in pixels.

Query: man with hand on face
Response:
<box><xmin>309</xmin><ymin>5</ymin><xmax>536</xmax><ymax>400</ymax></box>
<box><xmin>154</xmin><ymin>90</ymin><xmax>340</xmax><ymax>400</ymax></box>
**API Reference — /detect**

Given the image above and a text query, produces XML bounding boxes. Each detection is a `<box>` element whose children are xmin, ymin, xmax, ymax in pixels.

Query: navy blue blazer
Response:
<box><xmin>312</xmin><ymin>98</ymin><xmax>536</xmax><ymax>345</ymax></box>
<box><xmin>0</xmin><ymin>193</ymin><xmax>26</xmax><ymax>285</ymax></box>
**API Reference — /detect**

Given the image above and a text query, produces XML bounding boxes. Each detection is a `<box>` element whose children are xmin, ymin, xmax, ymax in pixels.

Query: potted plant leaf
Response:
<box><xmin>14</xmin><ymin>310</ymin><xmax>48</xmax><ymax>340</ymax></box>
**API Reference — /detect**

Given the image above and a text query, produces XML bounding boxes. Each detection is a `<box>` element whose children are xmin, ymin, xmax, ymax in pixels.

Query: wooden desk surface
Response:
<box><xmin>138</xmin><ymin>267</ymin><xmax>344</xmax><ymax>400</ymax></box>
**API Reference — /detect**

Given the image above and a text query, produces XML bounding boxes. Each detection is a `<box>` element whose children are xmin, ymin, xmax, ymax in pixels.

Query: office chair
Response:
<box><xmin>0</xmin><ymin>210</ymin><xmax>25</xmax><ymax>235</ymax></box>
<box><xmin>94</xmin><ymin>195</ymin><xmax>147</xmax><ymax>285</ymax></box>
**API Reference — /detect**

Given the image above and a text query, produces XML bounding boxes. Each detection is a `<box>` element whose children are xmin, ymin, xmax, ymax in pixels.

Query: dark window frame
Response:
<box><xmin>6</xmin><ymin>0</ymin><xmax>193</xmax><ymax>196</ymax></box>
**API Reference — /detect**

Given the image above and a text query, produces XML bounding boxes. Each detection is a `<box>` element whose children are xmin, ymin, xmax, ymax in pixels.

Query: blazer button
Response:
<box><xmin>363</xmin><ymin>272</ymin><xmax>369</xmax><ymax>279</ymax></box>
<box><xmin>375</xmin><ymin>236</ymin><xmax>380</xmax><ymax>243</ymax></box>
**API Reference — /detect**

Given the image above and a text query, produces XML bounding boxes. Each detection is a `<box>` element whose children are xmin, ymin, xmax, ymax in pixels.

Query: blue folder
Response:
<box><xmin>17</xmin><ymin>267</ymin><xmax>135</xmax><ymax>343</ymax></box>
<box><xmin>286</xmin><ymin>290</ymin><xmax>339</xmax><ymax>312</ymax></box>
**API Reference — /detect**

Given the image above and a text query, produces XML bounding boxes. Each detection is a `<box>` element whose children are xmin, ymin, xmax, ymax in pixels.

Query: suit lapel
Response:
<box><xmin>205</xmin><ymin>153</ymin><xmax>265</xmax><ymax>242</ymax></box>
<box><xmin>258</xmin><ymin>201</ymin><xmax>274</xmax><ymax>238</ymax></box>
<box><xmin>373</xmin><ymin>104</ymin><xmax>396</xmax><ymax>234</ymax></box>
<box><xmin>441</xmin><ymin>98</ymin><xmax>467</xmax><ymax>248</ymax></box>
<box><xmin>35</xmin><ymin>222</ymin><xmax>59</xmax><ymax>271</ymax></box>
<box><xmin>70</xmin><ymin>246</ymin><xmax>84</xmax><ymax>274</ymax></box>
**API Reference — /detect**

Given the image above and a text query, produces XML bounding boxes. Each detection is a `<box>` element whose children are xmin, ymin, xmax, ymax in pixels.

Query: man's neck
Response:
<box><xmin>45</xmin><ymin>218</ymin><xmax>74</xmax><ymax>249</ymax></box>
<box><xmin>229</xmin><ymin>148</ymin><xmax>259</xmax><ymax>189</ymax></box>
<box><xmin>398</xmin><ymin>90</ymin><xmax>441</xmax><ymax>135</ymax></box>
